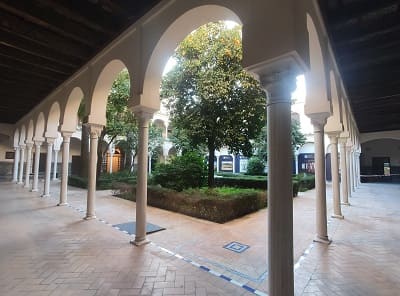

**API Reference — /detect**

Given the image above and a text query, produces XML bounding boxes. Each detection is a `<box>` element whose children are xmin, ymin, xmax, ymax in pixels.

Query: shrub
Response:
<box><xmin>113</xmin><ymin>184</ymin><xmax>266</xmax><ymax>223</ymax></box>
<box><xmin>68</xmin><ymin>171</ymin><xmax>136</xmax><ymax>190</ymax></box>
<box><xmin>296</xmin><ymin>173</ymin><xmax>315</xmax><ymax>191</ymax></box>
<box><xmin>68</xmin><ymin>175</ymin><xmax>87</xmax><ymax>188</ymax></box>
<box><xmin>151</xmin><ymin>152</ymin><xmax>207</xmax><ymax>191</ymax></box>
<box><xmin>246</xmin><ymin>157</ymin><xmax>266</xmax><ymax>175</ymax></box>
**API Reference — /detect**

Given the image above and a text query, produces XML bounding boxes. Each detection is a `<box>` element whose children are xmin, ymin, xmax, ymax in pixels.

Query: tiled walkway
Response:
<box><xmin>0</xmin><ymin>180</ymin><xmax>399</xmax><ymax>295</ymax></box>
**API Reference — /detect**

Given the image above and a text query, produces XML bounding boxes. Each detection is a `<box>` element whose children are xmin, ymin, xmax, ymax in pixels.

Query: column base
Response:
<box><xmin>57</xmin><ymin>202</ymin><xmax>68</xmax><ymax>206</ymax></box>
<box><xmin>130</xmin><ymin>238</ymin><xmax>150</xmax><ymax>246</ymax></box>
<box><xmin>17</xmin><ymin>182</ymin><xmax>24</xmax><ymax>185</ymax></box>
<box><xmin>331</xmin><ymin>214</ymin><xmax>344</xmax><ymax>219</ymax></box>
<box><xmin>31</xmin><ymin>188</ymin><xmax>38</xmax><ymax>192</ymax></box>
<box><xmin>313</xmin><ymin>235</ymin><xmax>331</xmax><ymax>244</ymax></box>
<box><xmin>84</xmin><ymin>215</ymin><xmax>96</xmax><ymax>220</ymax></box>
<box><xmin>341</xmin><ymin>202</ymin><xmax>351</xmax><ymax>206</ymax></box>
<box><xmin>24</xmin><ymin>184</ymin><xmax>30</xmax><ymax>188</ymax></box>
<box><xmin>41</xmin><ymin>194</ymin><xmax>50</xmax><ymax>198</ymax></box>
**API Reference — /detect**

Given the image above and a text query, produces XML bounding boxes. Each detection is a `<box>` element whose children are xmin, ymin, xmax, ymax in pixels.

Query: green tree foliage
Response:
<box><xmin>246</xmin><ymin>156</ymin><xmax>266</xmax><ymax>176</ymax></box>
<box><xmin>161</xmin><ymin>22</ymin><xmax>266</xmax><ymax>187</ymax></box>
<box><xmin>152</xmin><ymin>152</ymin><xmax>207</xmax><ymax>191</ymax></box>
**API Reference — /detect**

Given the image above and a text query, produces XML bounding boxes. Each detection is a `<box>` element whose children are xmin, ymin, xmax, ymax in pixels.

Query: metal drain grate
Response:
<box><xmin>223</xmin><ymin>241</ymin><xmax>250</xmax><ymax>253</ymax></box>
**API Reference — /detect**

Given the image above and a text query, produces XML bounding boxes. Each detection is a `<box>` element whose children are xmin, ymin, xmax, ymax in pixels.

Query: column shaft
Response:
<box><xmin>12</xmin><ymin>147</ymin><xmax>20</xmax><ymax>182</ymax></box>
<box><xmin>312</xmin><ymin>118</ymin><xmax>330</xmax><ymax>243</ymax></box>
<box><xmin>85</xmin><ymin>124</ymin><xmax>102</xmax><ymax>219</ymax></box>
<box><xmin>43</xmin><ymin>140</ymin><xmax>54</xmax><ymax>197</ymax></box>
<box><xmin>339</xmin><ymin>141</ymin><xmax>349</xmax><ymax>205</ymax></box>
<box><xmin>53</xmin><ymin>150</ymin><xmax>59</xmax><ymax>180</ymax></box>
<box><xmin>346</xmin><ymin>147</ymin><xmax>352</xmax><ymax>197</ymax></box>
<box><xmin>18</xmin><ymin>146</ymin><xmax>25</xmax><ymax>184</ymax></box>
<box><xmin>265</xmin><ymin>74</ymin><xmax>295</xmax><ymax>296</ymax></box>
<box><xmin>329</xmin><ymin>135</ymin><xmax>343</xmax><ymax>218</ymax></box>
<box><xmin>133</xmin><ymin>112</ymin><xmax>152</xmax><ymax>245</ymax></box>
<box><xmin>59</xmin><ymin>133</ymin><xmax>72</xmax><ymax>205</ymax></box>
<box><xmin>24</xmin><ymin>144</ymin><xmax>33</xmax><ymax>188</ymax></box>
<box><xmin>32</xmin><ymin>142</ymin><xmax>42</xmax><ymax>192</ymax></box>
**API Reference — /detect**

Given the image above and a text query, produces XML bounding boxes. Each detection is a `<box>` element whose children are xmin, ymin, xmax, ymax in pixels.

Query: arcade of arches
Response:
<box><xmin>1</xmin><ymin>1</ymin><xmax>399</xmax><ymax>296</ymax></box>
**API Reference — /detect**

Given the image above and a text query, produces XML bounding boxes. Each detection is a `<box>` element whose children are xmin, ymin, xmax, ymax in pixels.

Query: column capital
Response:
<box><xmin>308</xmin><ymin>112</ymin><xmax>330</xmax><ymax>130</ymax></box>
<box><xmin>61</xmin><ymin>131</ymin><xmax>74</xmax><ymax>139</ymax></box>
<box><xmin>25</xmin><ymin>142</ymin><xmax>34</xmax><ymax>149</ymax></box>
<box><xmin>46</xmin><ymin>137</ymin><xmax>56</xmax><ymax>145</ymax></box>
<box><xmin>327</xmin><ymin>133</ymin><xmax>339</xmax><ymax>144</ymax></box>
<box><xmin>261</xmin><ymin>71</ymin><xmax>297</xmax><ymax>104</ymax></box>
<box><xmin>34</xmin><ymin>140</ymin><xmax>43</xmax><ymax>146</ymax></box>
<box><xmin>84</xmin><ymin>123</ymin><xmax>103</xmax><ymax>138</ymax></box>
<box><xmin>19</xmin><ymin>144</ymin><xmax>26</xmax><ymax>149</ymax></box>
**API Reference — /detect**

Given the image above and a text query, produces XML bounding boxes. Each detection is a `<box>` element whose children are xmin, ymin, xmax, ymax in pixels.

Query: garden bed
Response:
<box><xmin>113</xmin><ymin>184</ymin><xmax>266</xmax><ymax>223</ymax></box>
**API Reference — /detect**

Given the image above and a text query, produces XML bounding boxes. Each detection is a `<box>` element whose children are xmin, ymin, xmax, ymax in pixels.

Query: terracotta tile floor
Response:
<box><xmin>0</xmin><ymin>179</ymin><xmax>399</xmax><ymax>295</ymax></box>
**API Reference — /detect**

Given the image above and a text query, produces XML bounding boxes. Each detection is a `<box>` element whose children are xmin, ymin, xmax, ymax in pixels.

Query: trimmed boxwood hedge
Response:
<box><xmin>68</xmin><ymin>173</ymin><xmax>136</xmax><ymax>190</ymax></box>
<box><xmin>114</xmin><ymin>184</ymin><xmax>266</xmax><ymax>223</ymax></box>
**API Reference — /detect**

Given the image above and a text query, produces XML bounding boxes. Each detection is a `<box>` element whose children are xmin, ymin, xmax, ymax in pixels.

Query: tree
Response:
<box><xmin>161</xmin><ymin>22</ymin><xmax>266</xmax><ymax>187</ymax></box>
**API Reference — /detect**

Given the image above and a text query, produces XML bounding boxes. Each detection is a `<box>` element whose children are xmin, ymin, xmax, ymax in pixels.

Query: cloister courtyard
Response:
<box><xmin>1</xmin><ymin>180</ymin><xmax>399</xmax><ymax>296</ymax></box>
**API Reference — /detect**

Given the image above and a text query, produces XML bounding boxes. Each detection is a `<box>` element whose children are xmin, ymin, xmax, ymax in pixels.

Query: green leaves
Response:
<box><xmin>161</xmin><ymin>22</ymin><xmax>266</xmax><ymax>186</ymax></box>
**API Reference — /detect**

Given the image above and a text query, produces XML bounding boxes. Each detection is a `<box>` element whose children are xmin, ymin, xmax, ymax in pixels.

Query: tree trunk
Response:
<box><xmin>80</xmin><ymin>122</ymin><xmax>90</xmax><ymax>178</ymax></box>
<box><xmin>207</xmin><ymin>142</ymin><xmax>215</xmax><ymax>188</ymax></box>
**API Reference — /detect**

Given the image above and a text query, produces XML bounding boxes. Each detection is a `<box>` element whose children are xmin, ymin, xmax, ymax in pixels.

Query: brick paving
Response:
<box><xmin>0</xmin><ymin>180</ymin><xmax>399</xmax><ymax>295</ymax></box>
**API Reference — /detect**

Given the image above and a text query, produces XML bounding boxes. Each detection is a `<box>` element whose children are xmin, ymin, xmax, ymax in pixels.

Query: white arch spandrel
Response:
<box><xmin>88</xmin><ymin>59</ymin><xmax>128</xmax><ymax>125</ymax></box>
<box><xmin>61</xmin><ymin>87</ymin><xmax>85</xmax><ymax>132</ymax></box>
<box><xmin>13</xmin><ymin>128</ymin><xmax>20</xmax><ymax>147</ymax></box>
<box><xmin>325</xmin><ymin>70</ymin><xmax>343</xmax><ymax>133</ymax></box>
<box><xmin>304</xmin><ymin>13</ymin><xmax>330</xmax><ymax>115</ymax></box>
<box><xmin>140</xmin><ymin>5</ymin><xmax>241</xmax><ymax>111</ymax></box>
<box><xmin>34</xmin><ymin>112</ymin><xmax>46</xmax><ymax>142</ymax></box>
<box><xmin>19</xmin><ymin>125</ymin><xmax>26</xmax><ymax>146</ymax></box>
<box><xmin>26</xmin><ymin>120</ymin><xmax>34</xmax><ymax>143</ymax></box>
<box><xmin>45</xmin><ymin>102</ymin><xmax>61</xmax><ymax>138</ymax></box>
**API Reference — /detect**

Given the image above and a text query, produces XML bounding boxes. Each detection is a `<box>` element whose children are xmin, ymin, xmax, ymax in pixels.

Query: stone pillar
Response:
<box><xmin>42</xmin><ymin>138</ymin><xmax>54</xmax><ymax>197</ymax></box>
<box><xmin>356</xmin><ymin>152</ymin><xmax>361</xmax><ymax>186</ymax></box>
<box><xmin>24</xmin><ymin>143</ymin><xmax>33</xmax><ymax>188</ymax></box>
<box><xmin>18</xmin><ymin>145</ymin><xmax>26</xmax><ymax>184</ymax></box>
<box><xmin>132</xmin><ymin>111</ymin><xmax>153</xmax><ymax>246</ymax></box>
<box><xmin>339</xmin><ymin>139</ymin><xmax>350</xmax><ymax>205</ymax></box>
<box><xmin>328</xmin><ymin>134</ymin><xmax>343</xmax><ymax>219</ymax></box>
<box><xmin>85</xmin><ymin>124</ymin><xmax>103</xmax><ymax>219</ymax></box>
<box><xmin>59</xmin><ymin>132</ymin><xmax>73</xmax><ymax>206</ymax></box>
<box><xmin>263</xmin><ymin>73</ymin><xmax>295</xmax><ymax>296</ymax></box>
<box><xmin>109</xmin><ymin>150</ymin><xmax>114</xmax><ymax>174</ymax></box>
<box><xmin>351</xmin><ymin>151</ymin><xmax>356</xmax><ymax>191</ymax></box>
<box><xmin>294</xmin><ymin>150</ymin><xmax>299</xmax><ymax>175</ymax></box>
<box><xmin>32</xmin><ymin>141</ymin><xmax>42</xmax><ymax>192</ymax></box>
<box><xmin>52</xmin><ymin>149</ymin><xmax>59</xmax><ymax>180</ymax></box>
<box><xmin>310</xmin><ymin>115</ymin><xmax>330</xmax><ymax>244</ymax></box>
<box><xmin>346</xmin><ymin>146</ymin><xmax>352</xmax><ymax>198</ymax></box>
<box><xmin>12</xmin><ymin>146</ymin><xmax>20</xmax><ymax>183</ymax></box>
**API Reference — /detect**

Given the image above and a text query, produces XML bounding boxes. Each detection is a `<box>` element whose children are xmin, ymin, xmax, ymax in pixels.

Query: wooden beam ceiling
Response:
<box><xmin>0</xmin><ymin>0</ymin><xmax>162</xmax><ymax>124</ymax></box>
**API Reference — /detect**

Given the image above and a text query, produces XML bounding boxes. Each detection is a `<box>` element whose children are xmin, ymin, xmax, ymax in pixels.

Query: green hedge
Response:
<box><xmin>215</xmin><ymin>176</ymin><xmax>299</xmax><ymax>197</ymax></box>
<box><xmin>68</xmin><ymin>172</ymin><xmax>136</xmax><ymax>190</ymax></box>
<box><xmin>295</xmin><ymin>174</ymin><xmax>315</xmax><ymax>192</ymax></box>
<box><xmin>114</xmin><ymin>185</ymin><xmax>266</xmax><ymax>223</ymax></box>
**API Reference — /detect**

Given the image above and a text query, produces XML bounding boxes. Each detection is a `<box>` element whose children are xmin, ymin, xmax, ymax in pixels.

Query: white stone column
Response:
<box><xmin>12</xmin><ymin>146</ymin><xmax>20</xmax><ymax>183</ymax></box>
<box><xmin>310</xmin><ymin>114</ymin><xmax>330</xmax><ymax>244</ymax></box>
<box><xmin>356</xmin><ymin>152</ymin><xmax>361</xmax><ymax>186</ymax></box>
<box><xmin>263</xmin><ymin>73</ymin><xmax>295</xmax><ymax>296</ymax></box>
<box><xmin>294</xmin><ymin>150</ymin><xmax>299</xmax><ymax>175</ymax></box>
<box><xmin>32</xmin><ymin>141</ymin><xmax>42</xmax><ymax>192</ymax></box>
<box><xmin>132</xmin><ymin>111</ymin><xmax>153</xmax><ymax>246</ymax></box>
<box><xmin>346</xmin><ymin>146</ymin><xmax>352</xmax><ymax>198</ymax></box>
<box><xmin>339</xmin><ymin>139</ymin><xmax>350</xmax><ymax>205</ymax></box>
<box><xmin>85</xmin><ymin>124</ymin><xmax>103</xmax><ymax>219</ymax></box>
<box><xmin>109</xmin><ymin>149</ymin><xmax>114</xmax><ymax>174</ymax></box>
<box><xmin>328</xmin><ymin>134</ymin><xmax>343</xmax><ymax>219</ymax></box>
<box><xmin>351</xmin><ymin>151</ymin><xmax>357</xmax><ymax>191</ymax></box>
<box><xmin>42</xmin><ymin>138</ymin><xmax>54</xmax><ymax>197</ymax></box>
<box><xmin>59</xmin><ymin>132</ymin><xmax>73</xmax><ymax>206</ymax></box>
<box><xmin>18</xmin><ymin>145</ymin><xmax>26</xmax><ymax>184</ymax></box>
<box><xmin>52</xmin><ymin>149</ymin><xmax>59</xmax><ymax>180</ymax></box>
<box><xmin>24</xmin><ymin>143</ymin><xmax>33</xmax><ymax>188</ymax></box>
